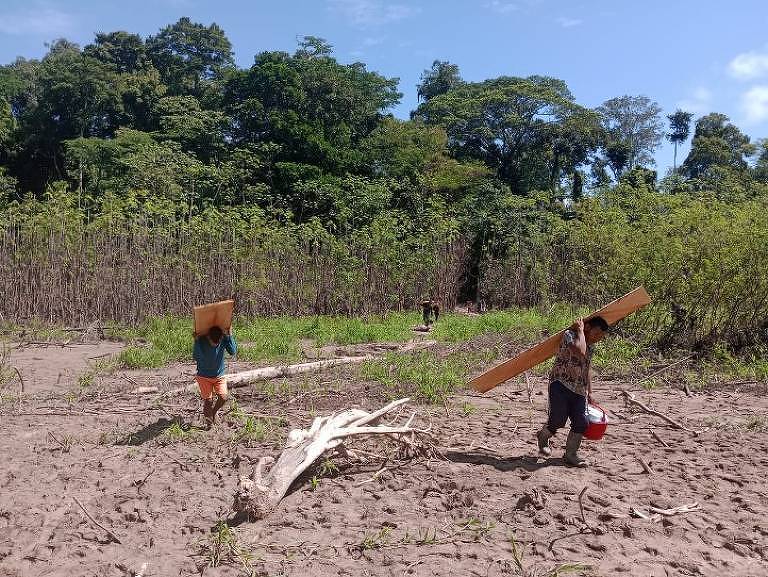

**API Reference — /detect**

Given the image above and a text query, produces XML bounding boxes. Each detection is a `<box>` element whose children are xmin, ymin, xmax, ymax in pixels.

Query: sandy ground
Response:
<box><xmin>1</xmin><ymin>341</ymin><xmax>767</xmax><ymax>577</ymax></box>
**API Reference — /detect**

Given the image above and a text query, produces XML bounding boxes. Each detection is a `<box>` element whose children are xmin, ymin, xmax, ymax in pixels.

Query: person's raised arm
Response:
<box><xmin>193</xmin><ymin>336</ymin><xmax>202</xmax><ymax>362</ymax></box>
<box><xmin>568</xmin><ymin>319</ymin><xmax>588</xmax><ymax>357</ymax></box>
<box><xmin>223</xmin><ymin>328</ymin><xmax>237</xmax><ymax>356</ymax></box>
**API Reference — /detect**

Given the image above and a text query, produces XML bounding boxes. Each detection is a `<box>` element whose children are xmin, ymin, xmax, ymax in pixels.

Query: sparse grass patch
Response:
<box><xmin>460</xmin><ymin>402</ymin><xmax>477</xmax><ymax>417</ymax></box>
<box><xmin>159</xmin><ymin>420</ymin><xmax>198</xmax><ymax>445</ymax></box>
<box><xmin>198</xmin><ymin>521</ymin><xmax>257</xmax><ymax>573</ymax></box>
<box><xmin>360</xmin><ymin>350</ymin><xmax>478</xmax><ymax>403</ymax></box>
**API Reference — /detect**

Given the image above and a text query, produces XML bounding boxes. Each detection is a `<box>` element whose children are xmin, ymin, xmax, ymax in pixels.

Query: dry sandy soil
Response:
<box><xmin>1</xmin><ymin>341</ymin><xmax>767</xmax><ymax>577</ymax></box>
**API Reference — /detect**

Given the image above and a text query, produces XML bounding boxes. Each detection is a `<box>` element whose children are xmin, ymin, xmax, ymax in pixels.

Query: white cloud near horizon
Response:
<box><xmin>557</xmin><ymin>16</ymin><xmax>583</xmax><ymax>28</ymax></box>
<box><xmin>677</xmin><ymin>87</ymin><xmax>713</xmax><ymax>116</ymax></box>
<box><xmin>0</xmin><ymin>4</ymin><xmax>74</xmax><ymax>37</ymax></box>
<box><xmin>742</xmin><ymin>85</ymin><xmax>768</xmax><ymax>124</ymax></box>
<box><xmin>328</xmin><ymin>0</ymin><xmax>419</xmax><ymax>28</ymax></box>
<box><xmin>728</xmin><ymin>50</ymin><xmax>768</xmax><ymax>80</ymax></box>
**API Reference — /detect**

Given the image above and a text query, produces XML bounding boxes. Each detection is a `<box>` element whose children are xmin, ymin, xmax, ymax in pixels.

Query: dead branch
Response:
<box><xmin>13</xmin><ymin>366</ymin><xmax>24</xmax><ymax>393</ymax></box>
<box><xmin>621</xmin><ymin>390</ymin><xmax>697</xmax><ymax>434</ymax></box>
<box><xmin>636</xmin><ymin>456</ymin><xmax>654</xmax><ymax>475</ymax></box>
<box><xmin>578</xmin><ymin>486</ymin><xmax>592</xmax><ymax>531</ymax></box>
<box><xmin>650</xmin><ymin>429</ymin><xmax>669</xmax><ymax>447</ymax></box>
<box><xmin>232</xmin><ymin>398</ymin><xmax>431</xmax><ymax>520</ymax></box>
<box><xmin>73</xmin><ymin>496</ymin><xmax>122</xmax><ymax>544</ymax></box>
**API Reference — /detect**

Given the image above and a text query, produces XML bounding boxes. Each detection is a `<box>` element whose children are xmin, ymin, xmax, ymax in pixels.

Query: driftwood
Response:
<box><xmin>137</xmin><ymin>356</ymin><xmax>376</xmax><ymax>395</ymax></box>
<box><xmin>631</xmin><ymin>502</ymin><xmax>700</xmax><ymax>522</ymax></box>
<box><xmin>621</xmin><ymin>391</ymin><xmax>698</xmax><ymax>434</ymax></box>
<box><xmin>133</xmin><ymin>340</ymin><xmax>438</xmax><ymax>395</ymax></box>
<box><xmin>232</xmin><ymin>398</ymin><xmax>430</xmax><ymax>520</ymax></box>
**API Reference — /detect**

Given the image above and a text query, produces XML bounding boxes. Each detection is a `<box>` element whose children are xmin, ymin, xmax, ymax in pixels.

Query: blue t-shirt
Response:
<box><xmin>193</xmin><ymin>335</ymin><xmax>237</xmax><ymax>377</ymax></box>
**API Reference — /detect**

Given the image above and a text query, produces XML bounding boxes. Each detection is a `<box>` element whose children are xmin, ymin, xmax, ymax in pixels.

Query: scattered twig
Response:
<box><xmin>621</xmin><ymin>391</ymin><xmax>697</xmax><ymax>434</ymax></box>
<box><xmin>133</xmin><ymin>468</ymin><xmax>156</xmax><ymax>490</ymax></box>
<box><xmin>13</xmin><ymin>366</ymin><xmax>24</xmax><ymax>393</ymax></box>
<box><xmin>650</xmin><ymin>429</ymin><xmax>669</xmax><ymax>447</ymax></box>
<box><xmin>578</xmin><ymin>486</ymin><xmax>592</xmax><ymax>531</ymax></box>
<box><xmin>525</xmin><ymin>372</ymin><xmax>534</xmax><ymax>406</ymax></box>
<box><xmin>636</xmin><ymin>456</ymin><xmax>654</xmax><ymax>475</ymax></box>
<box><xmin>73</xmin><ymin>496</ymin><xmax>122</xmax><ymax>544</ymax></box>
<box><xmin>47</xmin><ymin>430</ymin><xmax>68</xmax><ymax>451</ymax></box>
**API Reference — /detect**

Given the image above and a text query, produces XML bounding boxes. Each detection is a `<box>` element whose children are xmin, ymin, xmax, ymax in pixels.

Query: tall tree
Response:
<box><xmin>753</xmin><ymin>139</ymin><xmax>768</xmax><ymax>183</ymax></box>
<box><xmin>666</xmin><ymin>109</ymin><xmax>693</xmax><ymax>171</ymax></box>
<box><xmin>147</xmin><ymin>17</ymin><xmax>234</xmax><ymax>98</ymax></box>
<box><xmin>84</xmin><ymin>31</ymin><xmax>151</xmax><ymax>74</ymax></box>
<box><xmin>224</xmin><ymin>38</ymin><xmax>400</xmax><ymax>176</ymax></box>
<box><xmin>413</xmin><ymin>75</ymin><xmax>599</xmax><ymax>195</ymax></box>
<box><xmin>682</xmin><ymin>113</ymin><xmax>755</xmax><ymax>181</ymax></box>
<box><xmin>597</xmin><ymin>95</ymin><xmax>664</xmax><ymax>176</ymax></box>
<box><xmin>416</xmin><ymin>60</ymin><xmax>462</xmax><ymax>102</ymax></box>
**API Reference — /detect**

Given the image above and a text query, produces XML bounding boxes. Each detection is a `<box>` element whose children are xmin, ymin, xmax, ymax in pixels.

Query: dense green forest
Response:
<box><xmin>1</xmin><ymin>18</ymin><xmax>767</xmax><ymax>353</ymax></box>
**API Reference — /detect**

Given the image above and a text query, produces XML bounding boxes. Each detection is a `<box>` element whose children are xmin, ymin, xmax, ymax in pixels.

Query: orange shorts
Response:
<box><xmin>196</xmin><ymin>375</ymin><xmax>228</xmax><ymax>400</ymax></box>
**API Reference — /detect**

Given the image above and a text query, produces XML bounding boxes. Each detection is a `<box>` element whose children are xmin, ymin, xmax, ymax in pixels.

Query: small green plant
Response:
<box><xmin>360</xmin><ymin>526</ymin><xmax>392</xmax><ymax>550</ymax></box>
<box><xmin>460</xmin><ymin>517</ymin><xmax>495</xmax><ymax>541</ymax></box>
<box><xmin>160</xmin><ymin>421</ymin><xmax>196</xmax><ymax>444</ymax></box>
<box><xmin>77</xmin><ymin>371</ymin><xmax>95</xmax><ymax>389</ymax></box>
<box><xmin>318</xmin><ymin>458</ymin><xmax>339</xmax><ymax>477</ymax></box>
<box><xmin>231</xmin><ymin>416</ymin><xmax>269</xmax><ymax>445</ymax></box>
<box><xmin>460</xmin><ymin>402</ymin><xmax>477</xmax><ymax>417</ymax></box>
<box><xmin>309</xmin><ymin>475</ymin><xmax>320</xmax><ymax>491</ymax></box>
<box><xmin>198</xmin><ymin>521</ymin><xmax>256</xmax><ymax>572</ymax></box>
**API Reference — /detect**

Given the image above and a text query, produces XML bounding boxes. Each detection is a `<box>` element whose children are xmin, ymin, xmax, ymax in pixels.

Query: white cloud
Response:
<box><xmin>362</xmin><ymin>36</ymin><xmax>385</xmax><ymax>47</ymax></box>
<box><xmin>677</xmin><ymin>87</ymin><xmax>712</xmax><ymax>115</ymax></box>
<box><xmin>742</xmin><ymin>85</ymin><xmax>768</xmax><ymax>124</ymax></box>
<box><xmin>0</xmin><ymin>4</ymin><xmax>74</xmax><ymax>37</ymax></box>
<box><xmin>486</xmin><ymin>1</ymin><xmax>519</xmax><ymax>14</ymax></box>
<box><xmin>328</xmin><ymin>0</ymin><xmax>419</xmax><ymax>28</ymax></box>
<box><xmin>557</xmin><ymin>16</ymin><xmax>583</xmax><ymax>28</ymax></box>
<box><xmin>728</xmin><ymin>50</ymin><xmax>768</xmax><ymax>80</ymax></box>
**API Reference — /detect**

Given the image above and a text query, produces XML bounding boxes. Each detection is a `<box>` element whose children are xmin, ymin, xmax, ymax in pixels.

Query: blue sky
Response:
<box><xmin>1</xmin><ymin>0</ymin><xmax>768</xmax><ymax>172</ymax></box>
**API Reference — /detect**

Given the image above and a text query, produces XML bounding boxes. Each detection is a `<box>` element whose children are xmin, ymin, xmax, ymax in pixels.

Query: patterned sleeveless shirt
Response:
<box><xmin>549</xmin><ymin>329</ymin><xmax>593</xmax><ymax>397</ymax></box>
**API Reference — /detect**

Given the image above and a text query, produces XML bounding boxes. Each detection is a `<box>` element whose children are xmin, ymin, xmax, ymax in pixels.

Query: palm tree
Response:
<box><xmin>667</xmin><ymin>110</ymin><xmax>693</xmax><ymax>171</ymax></box>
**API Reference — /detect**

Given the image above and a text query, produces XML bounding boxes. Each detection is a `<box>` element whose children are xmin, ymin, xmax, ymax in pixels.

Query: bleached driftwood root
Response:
<box><xmin>232</xmin><ymin>398</ymin><xmax>430</xmax><ymax>520</ymax></box>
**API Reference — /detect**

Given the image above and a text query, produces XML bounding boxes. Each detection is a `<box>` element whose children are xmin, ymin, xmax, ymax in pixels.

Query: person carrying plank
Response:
<box><xmin>536</xmin><ymin>316</ymin><xmax>609</xmax><ymax>467</ymax></box>
<box><xmin>421</xmin><ymin>299</ymin><xmax>440</xmax><ymax>327</ymax></box>
<box><xmin>193</xmin><ymin>325</ymin><xmax>237</xmax><ymax>428</ymax></box>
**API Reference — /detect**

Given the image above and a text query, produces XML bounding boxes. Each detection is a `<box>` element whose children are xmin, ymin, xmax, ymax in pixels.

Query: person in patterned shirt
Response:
<box><xmin>536</xmin><ymin>316</ymin><xmax>610</xmax><ymax>467</ymax></box>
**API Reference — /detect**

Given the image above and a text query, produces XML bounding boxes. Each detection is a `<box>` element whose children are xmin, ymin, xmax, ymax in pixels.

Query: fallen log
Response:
<box><xmin>145</xmin><ymin>355</ymin><xmax>377</xmax><ymax>395</ymax></box>
<box><xmin>232</xmin><ymin>398</ymin><xmax>431</xmax><ymax>520</ymax></box>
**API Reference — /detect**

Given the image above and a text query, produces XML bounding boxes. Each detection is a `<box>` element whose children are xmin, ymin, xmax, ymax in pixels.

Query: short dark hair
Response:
<box><xmin>208</xmin><ymin>325</ymin><xmax>224</xmax><ymax>343</ymax></box>
<box><xmin>587</xmin><ymin>316</ymin><xmax>610</xmax><ymax>332</ymax></box>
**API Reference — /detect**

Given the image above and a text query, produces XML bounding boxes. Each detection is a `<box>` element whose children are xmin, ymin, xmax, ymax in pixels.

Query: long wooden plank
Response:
<box><xmin>193</xmin><ymin>299</ymin><xmax>234</xmax><ymax>336</ymax></box>
<box><xmin>469</xmin><ymin>287</ymin><xmax>651</xmax><ymax>393</ymax></box>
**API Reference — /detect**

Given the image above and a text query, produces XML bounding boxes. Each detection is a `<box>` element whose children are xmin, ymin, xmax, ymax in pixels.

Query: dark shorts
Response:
<box><xmin>547</xmin><ymin>380</ymin><xmax>588</xmax><ymax>434</ymax></box>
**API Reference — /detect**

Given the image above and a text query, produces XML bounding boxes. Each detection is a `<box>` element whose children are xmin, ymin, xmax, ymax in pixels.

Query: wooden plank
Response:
<box><xmin>193</xmin><ymin>299</ymin><xmax>234</xmax><ymax>337</ymax></box>
<box><xmin>469</xmin><ymin>287</ymin><xmax>651</xmax><ymax>393</ymax></box>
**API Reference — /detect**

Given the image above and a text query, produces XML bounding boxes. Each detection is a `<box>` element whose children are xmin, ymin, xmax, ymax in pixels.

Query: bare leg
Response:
<box><xmin>203</xmin><ymin>399</ymin><xmax>214</xmax><ymax>428</ymax></box>
<box><xmin>211</xmin><ymin>395</ymin><xmax>227</xmax><ymax>423</ymax></box>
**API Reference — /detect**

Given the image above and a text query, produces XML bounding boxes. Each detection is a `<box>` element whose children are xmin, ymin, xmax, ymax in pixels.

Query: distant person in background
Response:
<box><xmin>421</xmin><ymin>299</ymin><xmax>440</xmax><ymax>327</ymax></box>
<box><xmin>536</xmin><ymin>316</ymin><xmax>609</xmax><ymax>467</ymax></box>
<box><xmin>193</xmin><ymin>325</ymin><xmax>237</xmax><ymax>428</ymax></box>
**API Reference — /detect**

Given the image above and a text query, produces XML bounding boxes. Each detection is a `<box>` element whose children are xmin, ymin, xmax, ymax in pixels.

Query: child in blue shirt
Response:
<box><xmin>193</xmin><ymin>325</ymin><xmax>237</xmax><ymax>427</ymax></box>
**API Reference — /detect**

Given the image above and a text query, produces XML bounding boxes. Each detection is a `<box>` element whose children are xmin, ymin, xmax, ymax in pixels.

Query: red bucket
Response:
<box><xmin>584</xmin><ymin>402</ymin><xmax>608</xmax><ymax>441</ymax></box>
